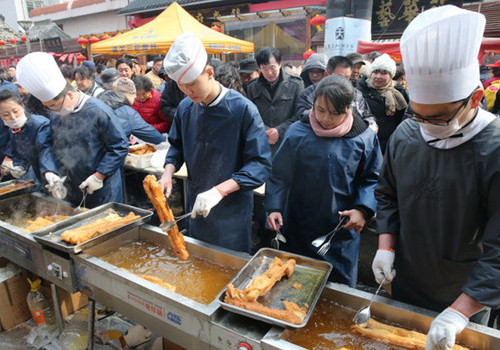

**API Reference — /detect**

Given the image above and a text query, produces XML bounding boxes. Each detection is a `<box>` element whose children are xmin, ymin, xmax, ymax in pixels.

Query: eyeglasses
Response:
<box><xmin>47</xmin><ymin>94</ymin><xmax>67</xmax><ymax>112</ymax></box>
<box><xmin>410</xmin><ymin>94</ymin><xmax>472</xmax><ymax>126</ymax></box>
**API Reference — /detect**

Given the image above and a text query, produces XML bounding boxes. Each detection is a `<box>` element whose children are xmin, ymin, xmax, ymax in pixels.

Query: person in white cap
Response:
<box><xmin>159</xmin><ymin>32</ymin><xmax>271</xmax><ymax>253</ymax></box>
<box><xmin>16</xmin><ymin>52</ymin><xmax>129</xmax><ymax>208</ymax></box>
<box><xmin>371</xmin><ymin>5</ymin><xmax>500</xmax><ymax>349</ymax></box>
<box><xmin>356</xmin><ymin>53</ymin><xmax>408</xmax><ymax>154</ymax></box>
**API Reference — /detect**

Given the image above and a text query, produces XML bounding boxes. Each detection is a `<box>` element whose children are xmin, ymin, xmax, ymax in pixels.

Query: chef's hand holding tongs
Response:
<box><xmin>1</xmin><ymin>158</ymin><xmax>27</xmax><ymax>179</ymax></box>
<box><xmin>79</xmin><ymin>173</ymin><xmax>104</xmax><ymax>194</ymax></box>
<box><xmin>45</xmin><ymin>172</ymin><xmax>67</xmax><ymax>200</ymax></box>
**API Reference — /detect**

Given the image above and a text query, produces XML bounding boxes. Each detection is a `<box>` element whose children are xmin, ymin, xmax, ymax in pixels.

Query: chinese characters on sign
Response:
<box><xmin>111</xmin><ymin>43</ymin><xmax>158</xmax><ymax>53</ymax></box>
<box><xmin>372</xmin><ymin>0</ymin><xmax>461</xmax><ymax>34</ymax></box>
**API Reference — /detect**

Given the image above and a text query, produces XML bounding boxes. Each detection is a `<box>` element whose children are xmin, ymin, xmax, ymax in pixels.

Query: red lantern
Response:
<box><xmin>310</xmin><ymin>14</ymin><xmax>326</xmax><ymax>32</ymax></box>
<box><xmin>101</xmin><ymin>35</ymin><xmax>111</xmax><ymax>40</ymax></box>
<box><xmin>8</xmin><ymin>38</ymin><xmax>18</xmax><ymax>47</ymax></box>
<box><xmin>20</xmin><ymin>35</ymin><xmax>27</xmax><ymax>42</ymax></box>
<box><xmin>211</xmin><ymin>25</ymin><xmax>221</xmax><ymax>32</ymax></box>
<box><xmin>77</xmin><ymin>37</ymin><xmax>88</xmax><ymax>48</ymax></box>
<box><xmin>88</xmin><ymin>36</ymin><xmax>100</xmax><ymax>44</ymax></box>
<box><xmin>76</xmin><ymin>54</ymin><xmax>86</xmax><ymax>62</ymax></box>
<box><xmin>0</xmin><ymin>40</ymin><xmax>5</xmax><ymax>47</ymax></box>
<box><xmin>303</xmin><ymin>49</ymin><xmax>316</xmax><ymax>61</ymax></box>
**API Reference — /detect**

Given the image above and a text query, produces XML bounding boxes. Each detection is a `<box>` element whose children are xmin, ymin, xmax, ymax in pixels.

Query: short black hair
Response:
<box><xmin>314</xmin><ymin>75</ymin><xmax>354</xmax><ymax>115</ymax></box>
<box><xmin>52</xmin><ymin>82</ymin><xmax>76</xmax><ymax>101</ymax></box>
<box><xmin>0</xmin><ymin>89</ymin><xmax>22</xmax><ymax>105</ymax></box>
<box><xmin>133</xmin><ymin>75</ymin><xmax>153</xmax><ymax>91</ymax></box>
<box><xmin>326</xmin><ymin>56</ymin><xmax>353</xmax><ymax>74</ymax></box>
<box><xmin>255</xmin><ymin>47</ymin><xmax>281</xmax><ymax>66</ymax></box>
<box><xmin>153</xmin><ymin>56</ymin><xmax>163</xmax><ymax>64</ymax></box>
<box><xmin>394</xmin><ymin>63</ymin><xmax>406</xmax><ymax>81</ymax></box>
<box><xmin>60</xmin><ymin>64</ymin><xmax>74</xmax><ymax>80</ymax></box>
<box><xmin>74</xmin><ymin>66</ymin><xmax>94</xmax><ymax>80</ymax></box>
<box><xmin>116</xmin><ymin>57</ymin><xmax>133</xmax><ymax>69</ymax></box>
<box><xmin>96</xmin><ymin>64</ymin><xmax>106</xmax><ymax>74</ymax></box>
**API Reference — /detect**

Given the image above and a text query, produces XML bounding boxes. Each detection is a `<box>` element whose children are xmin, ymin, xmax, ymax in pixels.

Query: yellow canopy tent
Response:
<box><xmin>91</xmin><ymin>2</ymin><xmax>254</xmax><ymax>55</ymax></box>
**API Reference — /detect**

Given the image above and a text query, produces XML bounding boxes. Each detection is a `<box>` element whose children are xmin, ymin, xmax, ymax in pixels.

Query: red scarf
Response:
<box><xmin>309</xmin><ymin>109</ymin><xmax>353</xmax><ymax>137</ymax></box>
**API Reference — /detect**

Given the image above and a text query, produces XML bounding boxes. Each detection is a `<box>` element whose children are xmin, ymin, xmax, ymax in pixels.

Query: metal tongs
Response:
<box><xmin>271</xmin><ymin>229</ymin><xmax>286</xmax><ymax>250</ymax></box>
<box><xmin>73</xmin><ymin>188</ymin><xmax>88</xmax><ymax>214</ymax></box>
<box><xmin>159</xmin><ymin>211</ymin><xmax>193</xmax><ymax>231</ymax></box>
<box><xmin>311</xmin><ymin>215</ymin><xmax>349</xmax><ymax>256</ymax></box>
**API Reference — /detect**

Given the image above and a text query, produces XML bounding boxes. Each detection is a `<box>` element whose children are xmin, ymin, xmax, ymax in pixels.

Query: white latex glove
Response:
<box><xmin>191</xmin><ymin>187</ymin><xmax>224</xmax><ymax>218</ymax></box>
<box><xmin>79</xmin><ymin>174</ymin><xmax>103</xmax><ymax>194</ymax></box>
<box><xmin>10</xmin><ymin>166</ymin><xmax>26</xmax><ymax>179</ymax></box>
<box><xmin>372</xmin><ymin>249</ymin><xmax>396</xmax><ymax>284</ymax></box>
<box><xmin>426</xmin><ymin>307</ymin><xmax>469</xmax><ymax>350</ymax></box>
<box><xmin>45</xmin><ymin>172</ymin><xmax>67</xmax><ymax>200</ymax></box>
<box><xmin>1</xmin><ymin>159</ymin><xmax>13</xmax><ymax>176</ymax></box>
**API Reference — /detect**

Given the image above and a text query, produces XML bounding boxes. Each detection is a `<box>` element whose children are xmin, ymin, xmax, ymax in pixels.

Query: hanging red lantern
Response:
<box><xmin>211</xmin><ymin>25</ymin><xmax>221</xmax><ymax>32</ymax></box>
<box><xmin>0</xmin><ymin>40</ymin><xmax>5</xmax><ymax>47</ymax></box>
<box><xmin>310</xmin><ymin>14</ymin><xmax>326</xmax><ymax>32</ymax></box>
<box><xmin>77</xmin><ymin>37</ymin><xmax>88</xmax><ymax>48</ymax></box>
<box><xmin>303</xmin><ymin>49</ymin><xmax>316</xmax><ymax>61</ymax></box>
<box><xmin>101</xmin><ymin>35</ymin><xmax>111</xmax><ymax>40</ymax></box>
<box><xmin>88</xmin><ymin>36</ymin><xmax>100</xmax><ymax>44</ymax></box>
<box><xmin>20</xmin><ymin>35</ymin><xmax>27</xmax><ymax>42</ymax></box>
<box><xmin>8</xmin><ymin>38</ymin><xmax>18</xmax><ymax>47</ymax></box>
<box><xmin>76</xmin><ymin>54</ymin><xmax>87</xmax><ymax>62</ymax></box>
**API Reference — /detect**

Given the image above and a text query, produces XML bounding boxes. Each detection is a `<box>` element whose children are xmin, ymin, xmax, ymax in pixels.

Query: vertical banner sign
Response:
<box><xmin>324</xmin><ymin>17</ymin><xmax>371</xmax><ymax>57</ymax></box>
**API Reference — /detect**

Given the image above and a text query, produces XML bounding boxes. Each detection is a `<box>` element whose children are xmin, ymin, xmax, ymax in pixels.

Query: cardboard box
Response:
<box><xmin>0</xmin><ymin>258</ymin><xmax>31</xmax><ymax>331</ymax></box>
<box><xmin>39</xmin><ymin>280</ymin><xmax>88</xmax><ymax>318</ymax></box>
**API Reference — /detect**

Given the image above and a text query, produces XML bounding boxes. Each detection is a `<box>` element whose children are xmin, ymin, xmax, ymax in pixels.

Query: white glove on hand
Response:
<box><xmin>372</xmin><ymin>249</ymin><xmax>396</xmax><ymax>284</ymax></box>
<box><xmin>191</xmin><ymin>187</ymin><xmax>224</xmax><ymax>218</ymax></box>
<box><xmin>10</xmin><ymin>166</ymin><xmax>26</xmax><ymax>179</ymax></box>
<box><xmin>44</xmin><ymin>172</ymin><xmax>67</xmax><ymax>200</ymax></box>
<box><xmin>1</xmin><ymin>159</ymin><xmax>13</xmax><ymax>176</ymax></box>
<box><xmin>426</xmin><ymin>307</ymin><xmax>468</xmax><ymax>350</ymax></box>
<box><xmin>79</xmin><ymin>174</ymin><xmax>103</xmax><ymax>194</ymax></box>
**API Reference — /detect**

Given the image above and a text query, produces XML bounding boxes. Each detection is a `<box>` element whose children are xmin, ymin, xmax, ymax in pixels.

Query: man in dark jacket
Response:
<box><xmin>159</xmin><ymin>79</ymin><xmax>185</xmax><ymax>123</ymax></box>
<box><xmin>295</xmin><ymin>56</ymin><xmax>377</xmax><ymax>130</ymax></box>
<box><xmin>299</xmin><ymin>53</ymin><xmax>327</xmax><ymax>88</ymax></box>
<box><xmin>246</xmin><ymin>47</ymin><xmax>304</xmax><ymax>154</ymax></box>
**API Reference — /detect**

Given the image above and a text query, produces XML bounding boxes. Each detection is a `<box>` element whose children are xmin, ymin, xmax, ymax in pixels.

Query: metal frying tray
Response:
<box><xmin>0</xmin><ymin>179</ymin><xmax>36</xmax><ymax>199</ymax></box>
<box><xmin>33</xmin><ymin>202</ymin><xmax>152</xmax><ymax>254</ymax></box>
<box><xmin>218</xmin><ymin>248</ymin><xmax>332</xmax><ymax>328</ymax></box>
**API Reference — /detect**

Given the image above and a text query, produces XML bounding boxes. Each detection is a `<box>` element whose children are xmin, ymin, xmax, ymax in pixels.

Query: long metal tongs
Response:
<box><xmin>270</xmin><ymin>229</ymin><xmax>287</xmax><ymax>250</ymax></box>
<box><xmin>159</xmin><ymin>211</ymin><xmax>193</xmax><ymax>231</ymax></box>
<box><xmin>73</xmin><ymin>188</ymin><xmax>88</xmax><ymax>214</ymax></box>
<box><xmin>312</xmin><ymin>216</ymin><xmax>349</xmax><ymax>256</ymax></box>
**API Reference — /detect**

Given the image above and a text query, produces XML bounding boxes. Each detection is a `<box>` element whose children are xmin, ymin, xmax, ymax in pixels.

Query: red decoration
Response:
<box><xmin>76</xmin><ymin>54</ymin><xmax>87</xmax><ymax>62</ymax></box>
<box><xmin>20</xmin><ymin>35</ymin><xmax>27</xmax><ymax>42</ymax></box>
<box><xmin>101</xmin><ymin>35</ymin><xmax>111</xmax><ymax>40</ymax></box>
<box><xmin>310</xmin><ymin>14</ymin><xmax>326</xmax><ymax>32</ymax></box>
<box><xmin>77</xmin><ymin>37</ymin><xmax>88</xmax><ymax>48</ymax></box>
<box><xmin>8</xmin><ymin>38</ymin><xmax>18</xmax><ymax>46</ymax></box>
<box><xmin>0</xmin><ymin>40</ymin><xmax>5</xmax><ymax>47</ymax></box>
<box><xmin>303</xmin><ymin>49</ymin><xmax>316</xmax><ymax>61</ymax></box>
<box><xmin>211</xmin><ymin>25</ymin><xmax>221</xmax><ymax>32</ymax></box>
<box><xmin>88</xmin><ymin>36</ymin><xmax>100</xmax><ymax>44</ymax></box>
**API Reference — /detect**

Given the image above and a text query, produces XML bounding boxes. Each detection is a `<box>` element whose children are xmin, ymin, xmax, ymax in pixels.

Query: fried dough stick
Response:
<box><xmin>226</xmin><ymin>257</ymin><xmax>296</xmax><ymax>302</ymax></box>
<box><xmin>224</xmin><ymin>296</ymin><xmax>307</xmax><ymax>325</ymax></box>
<box><xmin>0</xmin><ymin>179</ymin><xmax>35</xmax><ymax>195</ymax></box>
<box><xmin>143</xmin><ymin>175</ymin><xmax>189</xmax><ymax>261</ymax></box>
<box><xmin>136</xmin><ymin>274</ymin><xmax>176</xmax><ymax>293</ymax></box>
<box><xmin>351</xmin><ymin>318</ymin><xmax>469</xmax><ymax>350</ymax></box>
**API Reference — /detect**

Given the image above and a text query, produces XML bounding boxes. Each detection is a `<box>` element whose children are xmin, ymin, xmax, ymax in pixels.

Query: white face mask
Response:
<box><xmin>57</xmin><ymin>105</ymin><xmax>74</xmax><ymax>116</ymax></box>
<box><xmin>3</xmin><ymin>114</ymin><xmax>27</xmax><ymax>129</ymax></box>
<box><xmin>419</xmin><ymin>117</ymin><xmax>462</xmax><ymax>140</ymax></box>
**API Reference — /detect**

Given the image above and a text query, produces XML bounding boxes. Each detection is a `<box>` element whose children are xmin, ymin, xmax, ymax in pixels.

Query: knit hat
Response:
<box><xmin>114</xmin><ymin>77</ymin><xmax>136</xmax><ymax>95</ymax></box>
<box><xmin>371</xmin><ymin>54</ymin><xmax>396</xmax><ymax>78</ymax></box>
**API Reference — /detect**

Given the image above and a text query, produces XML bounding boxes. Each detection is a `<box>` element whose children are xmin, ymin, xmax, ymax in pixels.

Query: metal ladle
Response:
<box><xmin>353</xmin><ymin>277</ymin><xmax>386</xmax><ymax>327</ymax></box>
<box><xmin>159</xmin><ymin>211</ymin><xmax>193</xmax><ymax>231</ymax></box>
<box><xmin>73</xmin><ymin>188</ymin><xmax>88</xmax><ymax>214</ymax></box>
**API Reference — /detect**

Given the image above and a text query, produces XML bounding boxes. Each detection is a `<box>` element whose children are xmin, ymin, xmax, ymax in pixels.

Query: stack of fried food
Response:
<box><xmin>60</xmin><ymin>211</ymin><xmax>140</xmax><ymax>245</ymax></box>
<box><xmin>0</xmin><ymin>179</ymin><xmax>35</xmax><ymax>195</ymax></box>
<box><xmin>129</xmin><ymin>144</ymin><xmax>156</xmax><ymax>155</ymax></box>
<box><xmin>143</xmin><ymin>174</ymin><xmax>189</xmax><ymax>261</ymax></box>
<box><xmin>351</xmin><ymin>318</ymin><xmax>470</xmax><ymax>350</ymax></box>
<box><xmin>24</xmin><ymin>215</ymin><xmax>70</xmax><ymax>233</ymax></box>
<box><xmin>225</xmin><ymin>257</ymin><xmax>308</xmax><ymax>325</ymax></box>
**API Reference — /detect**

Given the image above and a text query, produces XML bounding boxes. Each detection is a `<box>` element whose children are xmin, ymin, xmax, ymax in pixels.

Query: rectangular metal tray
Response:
<box><xmin>0</xmin><ymin>179</ymin><xmax>36</xmax><ymax>199</ymax></box>
<box><xmin>32</xmin><ymin>202</ymin><xmax>152</xmax><ymax>254</ymax></box>
<box><xmin>218</xmin><ymin>248</ymin><xmax>332</xmax><ymax>328</ymax></box>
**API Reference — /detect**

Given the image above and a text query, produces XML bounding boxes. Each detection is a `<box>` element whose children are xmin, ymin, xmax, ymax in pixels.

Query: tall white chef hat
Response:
<box><xmin>16</xmin><ymin>52</ymin><xmax>67</xmax><ymax>102</ymax></box>
<box><xmin>164</xmin><ymin>32</ymin><xmax>208</xmax><ymax>84</ymax></box>
<box><xmin>401</xmin><ymin>5</ymin><xmax>485</xmax><ymax>104</ymax></box>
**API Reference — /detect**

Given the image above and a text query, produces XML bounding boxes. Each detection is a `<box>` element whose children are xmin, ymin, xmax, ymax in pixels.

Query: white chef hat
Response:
<box><xmin>371</xmin><ymin>54</ymin><xmax>396</xmax><ymax>77</ymax></box>
<box><xmin>164</xmin><ymin>32</ymin><xmax>208</xmax><ymax>84</ymax></box>
<box><xmin>401</xmin><ymin>5</ymin><xmax>485</xmax><ymax>104</ymax></box>
<box><xmin>16</xmin><ymin>52</ymin><xmax>67</xmax><ymax>102</ymax></box>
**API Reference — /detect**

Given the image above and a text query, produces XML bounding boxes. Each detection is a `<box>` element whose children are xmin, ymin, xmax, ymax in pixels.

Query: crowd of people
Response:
<box><xmin>0</xmin><ymin>4</ymin><xmax>498</xmax><ymax>349</ymax></box>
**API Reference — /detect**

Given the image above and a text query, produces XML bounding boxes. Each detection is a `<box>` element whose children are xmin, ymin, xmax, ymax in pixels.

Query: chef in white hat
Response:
<box><xmin>371</xmin><ymin>5</ymin><xmax>499</xmax><ymax>350</ymax></box>
<box><xmin>158</xmin><ymin>32</ymin><xmax>271</xmax><ymax>253</ymax></box>
<box><xmin>16</xmin><ymin>52</ymin><xmax>128</xmax><ymax>208</ymax></box>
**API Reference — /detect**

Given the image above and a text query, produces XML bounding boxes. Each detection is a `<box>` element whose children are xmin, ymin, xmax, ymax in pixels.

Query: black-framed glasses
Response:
<box><xmin>47</xmin><ymin>94</ymin><xmax>67</xmax><ymax>112</ymax></box>
<box><xmin>410</xmin><ymin>94</ymin><xmax>472</xmax><ymax>126</ymax></box>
